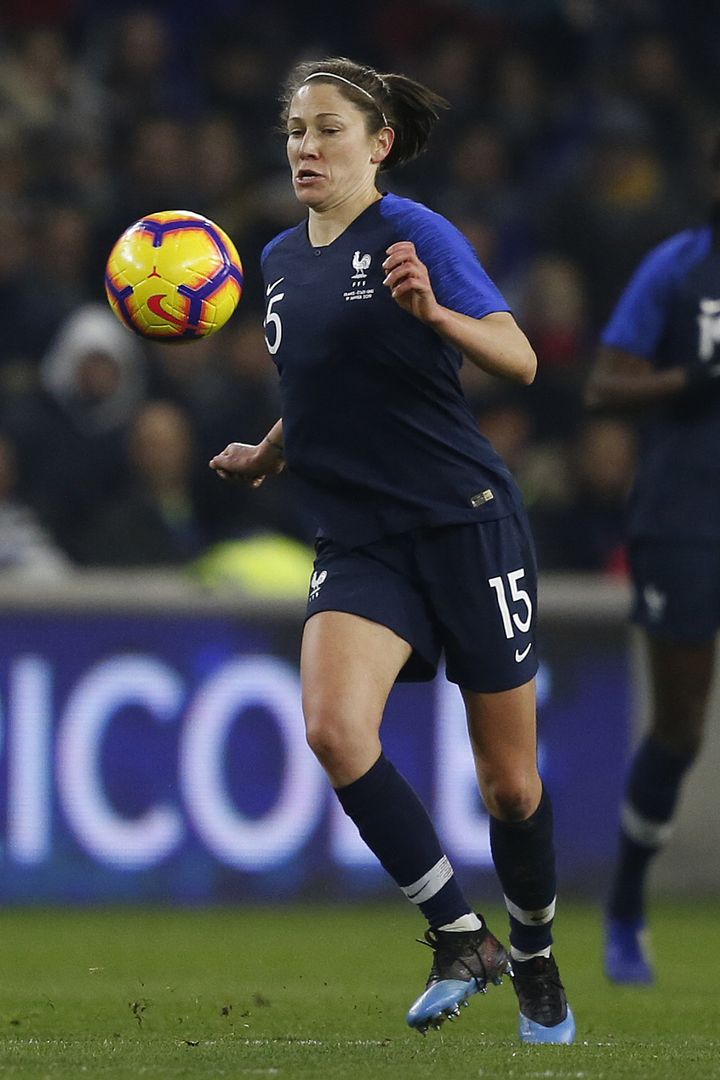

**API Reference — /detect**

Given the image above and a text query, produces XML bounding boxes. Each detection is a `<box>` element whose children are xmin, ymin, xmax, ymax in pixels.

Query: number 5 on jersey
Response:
<box><xmin>264</xmin><ymin>278</ymin><xmax>285</xmax><ymax>355</ymax></box>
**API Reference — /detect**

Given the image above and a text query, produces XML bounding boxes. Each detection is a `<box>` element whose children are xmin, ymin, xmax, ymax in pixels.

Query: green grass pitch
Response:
<box><xmin>0</xmin><ymin>900</ymin><xmax>718</xmax><ymax>1079</ymax></box>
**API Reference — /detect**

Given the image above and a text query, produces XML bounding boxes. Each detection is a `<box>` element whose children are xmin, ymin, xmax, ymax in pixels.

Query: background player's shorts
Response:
<box><xmin>630</xmin><ymin>537</ymin><xmax>720</xmax><ymax>641</ymax></box>
<box><xmin>305</xmin><ymin>512</ymin><xmax>538</xmax><ymax>693</ymax></box>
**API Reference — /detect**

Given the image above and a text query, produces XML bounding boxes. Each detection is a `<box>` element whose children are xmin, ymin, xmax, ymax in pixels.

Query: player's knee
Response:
<box><xmin>483</xmin><ymin>774</ymin><xmax>539</xmax><ymax>822</ymax></box>
<box><xmin>303</xmin><ymin>700</ymin><xmax>352</xmax><ymax>770</ymax></box>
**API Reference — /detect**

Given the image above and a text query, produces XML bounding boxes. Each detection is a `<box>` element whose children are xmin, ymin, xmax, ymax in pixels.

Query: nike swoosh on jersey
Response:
<box><xmin>514</xmin><ymin>642</ymin><xmax>532</xmax><ymax>663</ymax></box>
<box><xmin>266</xmin><ymin>277</ymin><xmax>285</xmax><ymax>295</ymax></box>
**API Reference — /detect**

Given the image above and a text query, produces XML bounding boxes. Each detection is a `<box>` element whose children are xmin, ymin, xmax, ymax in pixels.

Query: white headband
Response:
<box><xmin>303</xmin><ymin>71</ymin><xmax>389</xmax><ymax>126</ymax></box>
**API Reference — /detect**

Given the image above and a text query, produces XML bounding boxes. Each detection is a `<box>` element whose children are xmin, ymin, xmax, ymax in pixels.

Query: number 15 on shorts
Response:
<box><xmin>488</xmin><ymin>570</ymin><xmax>533</xmax><ymax>661</ymax></box>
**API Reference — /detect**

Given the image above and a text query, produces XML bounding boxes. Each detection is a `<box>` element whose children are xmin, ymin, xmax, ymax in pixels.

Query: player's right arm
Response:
<box><xmin>209</xmin><ymin>420</ymin><xmax>285</xmax><ymax>487</ymax></box>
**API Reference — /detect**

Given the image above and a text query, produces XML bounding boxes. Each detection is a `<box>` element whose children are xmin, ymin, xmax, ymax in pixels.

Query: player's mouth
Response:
<box><xmin>295</xmin><ymin>168</ymin><xmax>324</xmax><ymax>185</ymax></box>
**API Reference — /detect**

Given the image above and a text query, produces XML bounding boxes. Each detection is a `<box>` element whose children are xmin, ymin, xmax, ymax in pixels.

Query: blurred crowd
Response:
<box><xmin>0</xmin><ymin>0</ymin><xmax>717</xmax><ymax>582</ymax></box>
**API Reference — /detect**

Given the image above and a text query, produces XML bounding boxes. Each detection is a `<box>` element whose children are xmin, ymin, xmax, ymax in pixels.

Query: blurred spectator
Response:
<box><xmin>193</xmin><ymin>116</ymin><xmax>254</xmax><ymax>242</ymax></box>
<box><xmin>470</xmin><ymin>389</ymin><xmax>573</xmax><ymax>567</ymax></box>
<box><xmin>517</xmin><ymin>254</ymin><xmax>591</xmax><ymax>440</ymax></box>
<box><xmin>105</xmin><ymin>116</ymin><xmax>202</xmax><ymax>247</ymax></box>
<box><xmin>619</xmin><ymin>32</ymin><xmax>698</xmax><ymax>171</ymax></box>
<box><xmin>436</xmin><ymin>122</ymin><xmax>532</xmax><ymax>279</ymax></box>
<box><xmin>0</xmin><ymin>431</ymin><xmax>71</xmax><ymax>579</ymax></box>
<box><xmin>98</xmin><ymin>8</ymin><xmax>201</xmax><ymax>137</ymax></box>
<box><xmin>80</xmin><ymin>400</ymin><xmax>206</xmax><ymax>567</ymax></box>
<box><xmin>541</xmin><ymin>129</ymin><xmax>690</xmax><ymax>330</ymax></box>
<box><xmin>0</xmin><ymin>25</ymin><xmax>104</xmax><ymax>139</ymax></box>
<box><xmin>1</xmin><ymin>303</ymin><xmax>147</xmax><ymax>559</ymax></box>
<box><xmin>492</xmin><ymin>49</ymin><xmax>551</xmax><ymax>176</ymax></box>
<box><xmin>0</xmin><ymin>123</ymin><xmax>28</xmax><ymax>211</ymax></box>
<box><xmin>534</xmin><ymin>417</ymin><xmax>636</xmax><ymax>575</ymax></box>
<box><xmin>0</xmin><ymin>209</ymin><xmax>32</xmax><ymax>370</ymax></box>
<box><xmin>18</xmin><ymin>204</ymin><xmax>97</xmax><ymax>359</ymax></box>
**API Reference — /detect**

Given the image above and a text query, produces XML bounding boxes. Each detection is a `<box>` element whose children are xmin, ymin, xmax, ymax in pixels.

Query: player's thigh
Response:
<box><xmin>301</xmin><ymin>610</ymin><xmax>412</xmax><ymax>784</ymax></box>
<box><xmin>301</xmin><ymin>609</ymin><xmax>413</xmax><ymax>715</ymax></box>
<box><xmin>645</xmin><ymin>636</ymin><xmax>715</xmax><ymax>752</ymax></box>
<box><xmin>631</xmin><ymin>537</ymin><xmax>719</xmax><ymax>745</ymax></box>
<box><xmin>462</xmin><ymin>678</ymin><xmax>542</xmax><ymax>821</ymax></box>
<box><xmin>305</xmin><ymin>536</ymin><xmax>441</xmax><ymax>682</ymax></box>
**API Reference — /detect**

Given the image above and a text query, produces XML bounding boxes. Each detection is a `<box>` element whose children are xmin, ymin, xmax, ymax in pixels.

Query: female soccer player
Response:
<box><xmin>210</xmin><ymin>57</ymin><xmax>575</xmax><ymax>1044</ymax></box>
<box><xmin>586</xmin><ymin>136</ymin><xmax>720</xmax><ymax>986</ymax></box>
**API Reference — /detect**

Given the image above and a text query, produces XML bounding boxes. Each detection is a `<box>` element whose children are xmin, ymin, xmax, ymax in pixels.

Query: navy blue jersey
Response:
<box><xmin>261</xmin><ymin>192</ymin><xmax>522</xmax><ymax>548</ymax></box>
<box><xmin>601</xmin><ymin>225</ymin><xmax>720</xmax><ymax>540</ymax></box>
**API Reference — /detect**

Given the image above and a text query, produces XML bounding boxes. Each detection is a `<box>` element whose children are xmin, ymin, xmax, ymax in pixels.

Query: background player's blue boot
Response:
<box><xmin>604</xmin><ymin>916</ymin><xmax>654</xmax><ymax>985</ymax></box>
<box><xmin>512</xmin><ymin>954</ymin><xmax>576</xmax><ymax>1044</ymax></box>
<box><xmin>406</xmin><ymin>920</ymin><xmax>511</xmax><ymax>1034</ymax></box>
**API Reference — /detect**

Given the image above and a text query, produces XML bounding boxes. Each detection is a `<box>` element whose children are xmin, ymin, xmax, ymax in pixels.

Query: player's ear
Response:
<box><xmin>371</xmin><ymin>126</ymin><xmax>395</xmax><ymax>165</ymax></box>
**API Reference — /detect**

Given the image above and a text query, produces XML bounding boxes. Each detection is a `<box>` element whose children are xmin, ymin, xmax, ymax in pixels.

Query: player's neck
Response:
<box><xmin>308</xmin><ymin>188</ymin><xmax>382</xmax><ymax>247</ymax></box>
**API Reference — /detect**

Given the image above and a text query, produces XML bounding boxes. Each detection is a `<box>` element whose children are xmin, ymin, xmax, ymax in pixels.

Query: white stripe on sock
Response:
<box><xmin>438</xmin><ymin>912</ymin><xmax>483</xmax><ymax>932</ymax></box>
<box><xmin>511</xmin><ymin>945</ymin><xmax>552</xmax><ymax>961</ymax></box>
<box><xmin>401</xmin><ymin>855</ymin><xmax>454</xmax><ymax>905</ymax></box>
<box><xmin>621</xmin><ymin>802</ymin><xmax>674</xmax><ymax>848</ymax></box>
<box><xmin>504</xmin><ymin>895</ymin><xmax>556</xmax><ymax>926</ymax></box>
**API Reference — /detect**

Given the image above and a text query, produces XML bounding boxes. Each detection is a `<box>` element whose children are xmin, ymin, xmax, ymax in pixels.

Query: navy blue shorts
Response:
<box><xmin>630</xmin><ymin>537</ymin><xmax>720</xmax><ymax>641</ymax></box>
<box><xmin>304</xmin><ymin>513</ymin><xmax>538</xmax><ymax>693</ymax></box>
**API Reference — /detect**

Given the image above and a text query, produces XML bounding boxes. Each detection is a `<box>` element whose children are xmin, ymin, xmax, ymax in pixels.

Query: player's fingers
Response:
<box><xmin>382</xmin><ymin>265</ymin><xmax>411</xmax><ymax>288</ymax></box>
<box><xmin>382</xmin><ymin>252</ymin><xmax>418</xmax><ymax>276</ymax></box>
<box><xmin>210</xmin><ymin>447</ymin><xmax>232</xmax><ymax>465</ymax></box>
<box><xmin>389</xmin><ymin>268</ymin><xmax>429</xmax><ymax>295</ymax></box>
<box><xmin>385</xmin><ymin>241</ymin><xmax>416</xmax><ymax>259</ymax></box>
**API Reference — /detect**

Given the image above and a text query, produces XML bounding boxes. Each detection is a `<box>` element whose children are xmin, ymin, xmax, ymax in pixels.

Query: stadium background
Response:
<box><xmin>0</xmin><ymin>0</ymin><xmax>719</xmax><ymax>906</ymax></box>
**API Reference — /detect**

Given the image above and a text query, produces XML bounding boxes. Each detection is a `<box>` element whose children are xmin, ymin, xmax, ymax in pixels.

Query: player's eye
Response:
<box><xmin>321</xmin><ymin>128</ymin><xmax>340</xmax><ymax>135</ymax></box>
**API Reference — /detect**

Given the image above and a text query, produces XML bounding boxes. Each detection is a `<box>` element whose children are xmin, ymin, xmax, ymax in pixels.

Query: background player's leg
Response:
<box><xmin>463</xmin><ymin>679</ymin><xmax>574</xmax><ymax>1043</ymax></box>
<box><xmin>605</xmin><ymin>634</ymin><xmax>713</xmax><ymax>983</ymax></box>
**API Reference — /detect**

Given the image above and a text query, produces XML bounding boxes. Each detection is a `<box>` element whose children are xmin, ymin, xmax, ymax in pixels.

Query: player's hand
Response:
<box><xmin>209</xmin><ymin>441</ymin><xmax>284</xmax><ymax>487</ymax></box>
<box><xmin>382</xmin><ymin>242</ymin><xmax>441</xmax><ymax>324</ymax></box>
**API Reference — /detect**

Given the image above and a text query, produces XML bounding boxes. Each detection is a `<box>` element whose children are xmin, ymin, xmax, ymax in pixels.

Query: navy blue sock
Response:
<box><xmin>490</xmin><ymin>787</ymin><xmax>556</xmax><ymax>954</ymax></box>
<box><xmin>335</xmin><ymin>753</ymin><xmax>473</xmax><ymax>928</ymax></box>
<box><xmin>608</xmin><ymin>735</ymin><xmax>695</xmax><ymax>921</ymax></box>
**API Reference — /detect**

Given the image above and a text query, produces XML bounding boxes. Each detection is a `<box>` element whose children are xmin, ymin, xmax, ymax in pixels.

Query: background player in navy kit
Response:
<box><xmin>586</xmin><ymin>136</ymin><xmax>720</xmax><ymax>985</ymax></box>
<box><xmin>210</xmin><ymin>57</ymin><xmax>575</xmax><ymax>1044</ymax></box>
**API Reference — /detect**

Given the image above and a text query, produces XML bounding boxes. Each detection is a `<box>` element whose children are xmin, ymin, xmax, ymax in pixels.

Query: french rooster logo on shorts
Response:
<box><xmin>309</xmin><ymin>570</ymin><xmax>327</xmax><ymax>601</ymax></box>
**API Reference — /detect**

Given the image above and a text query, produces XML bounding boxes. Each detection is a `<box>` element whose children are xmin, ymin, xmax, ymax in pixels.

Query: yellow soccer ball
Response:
<box><xmin>105</xmin><ymin>210</ymin><xmax>243</xmax><ymax>341</ymax></box>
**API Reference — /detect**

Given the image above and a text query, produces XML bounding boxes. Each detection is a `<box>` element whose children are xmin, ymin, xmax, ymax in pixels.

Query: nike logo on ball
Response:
<box><xmin>514</xmin><ymin>642</ymin><xmax>532</xmax><ymax>663</ymax></box>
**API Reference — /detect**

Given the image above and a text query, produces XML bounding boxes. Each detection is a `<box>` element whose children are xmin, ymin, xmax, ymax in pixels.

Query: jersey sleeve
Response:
<box><xmin>600</xmin><ymin>232</ymin><xmax>695</xmax><ymax>361</ymax></box>
<box><xmin>396</xmin><ymin>204</ymin><xmax>510</xmax><ymax>319</ymax></box>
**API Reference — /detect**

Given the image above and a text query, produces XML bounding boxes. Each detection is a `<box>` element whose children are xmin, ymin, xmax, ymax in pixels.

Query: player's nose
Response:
<box><xmin>298</xmin><ymin>131</ymin><xmax>320</xmax><ymax>155</ymax></box>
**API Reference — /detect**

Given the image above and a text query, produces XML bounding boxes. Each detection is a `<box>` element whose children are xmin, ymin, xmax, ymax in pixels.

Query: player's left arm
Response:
<box><xmin>382</xmin><ymin>241</ymin><xmax>536</xmax><ymax>385</ymax></box>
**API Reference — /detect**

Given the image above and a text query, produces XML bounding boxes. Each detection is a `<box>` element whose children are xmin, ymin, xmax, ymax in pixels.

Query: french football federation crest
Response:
<box><xmin>309</xmin><ymin>569</ymin><xmax>327</xmax><ymax>601</ymax></box>
<box><xmin>352</xmin><ymin>251</ymin><xmax>372</xmax><ymax>281</ymax></box>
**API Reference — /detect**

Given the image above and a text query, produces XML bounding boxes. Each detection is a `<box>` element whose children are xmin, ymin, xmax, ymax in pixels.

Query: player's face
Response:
<box><xmin>286</xmin><ymin>83</ymin><xmax>387</xmax><ymax>212</ymax></box>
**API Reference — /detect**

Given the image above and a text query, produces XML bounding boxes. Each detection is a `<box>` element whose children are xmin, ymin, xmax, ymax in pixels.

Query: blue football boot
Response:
<box><xmin>512</xmin><ymin>954</ymin><xmax>576</xmax><ymax>1044</ymax></box>
<box><xmin>604</xmin><ymin>917</ymin><xmax>654</xmax><ymax>985</ymax></box>
<box><xmin>406</xmin><ymin>919</ymin><xmax>511</xmax><ymax>1034</ymax></box>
